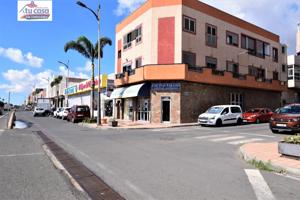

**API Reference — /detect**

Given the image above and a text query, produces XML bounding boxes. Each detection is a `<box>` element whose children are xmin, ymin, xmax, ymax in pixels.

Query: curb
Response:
<box><xmin>78</xmin><ymin>122</ymin><xmax>198</xmax><ymax>130</ymax></box>
<box><xmin>42</xmin><ymin>144</ymin><xmax>91</xmax><ymax>200</ymax></box>
<box><xmin>239</xmin><ymin>145</ymin><xmax>300</xmax><ymax>177</ymax></box>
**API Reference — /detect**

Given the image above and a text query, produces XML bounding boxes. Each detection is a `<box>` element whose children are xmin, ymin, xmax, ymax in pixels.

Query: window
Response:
<box><xmin>226</xmin><ymin>31</ymin><xmax>238</xmax><ymax>46</ymax></box>
<box><xmin>123</xmin><ymin>32</ymin><xmax>132</xmax><ymax>50</ymax></box>
<box><xmin>241</xmin><ymin>35</ymin><xmax>255</xmax><ymax>54</ymax></box>
<box><xmin>118</xmin><ymin>50</ymin><xmax>121</xmax><ymax>59</ymax></box>
<box><xmin>135</xmin><ymin>57</ymin><xmax>142</xmax><ymax>68</ymax></box>
<box><xmin>206</xmin><ymin>24</ymin><xmax>217</xmax><ymax>47</ymax></box>
<box><xmin>273</xmin><ymin>71</ymin><xmax>279</xmax><ymax>80</ymax></box>
<box><xmin>183</xmin><ymin>51</ymin><xmax>196</xmax><ymax>67</ymax></box>
<box><xmin>183</xmin><ymin>16</ymin><xmax>196</xmax><ymax>33</ymax></box>
<box><xmin>123</xmin><ymin>64</ymin><xmax>132</xmax><ymax>73</ymax></box>
<box><xmin>231</xmin><ymin>107</ymin><xmax>242</xmax><ymax>114</ymax></box>
<box><xmin>230</xmin><ymin>93</ymin><xmax>244</xmax><ymax>108</ymax></box>
<box><xmin>206</xmin><ymin>56</ymin><xmax>217</xmax><ymax>69</ymax></box>
<box><xmin>288</xmin><ymin>67</ymin><xmax>294</xmax><ymax>80</ymax></box>
<box><xmin>256</xmin><ymin>40</ymin><xmax>264</xmax><ymax>58</ymax></box>
<box><xmin>221</xmin><ymin>107</ymin><xmax>229</xmax><ymax>115</ymax></box>
<box><xmin>248</xmin><ymin>66</ymin><xmax>258</xmax><ymax>76</ymax></box>
<box><xmin>282</xmin><ymin>46</ymin><xmax>286</xmax><ymax>54</ymax></box>
<box><xmin>272</xmin><ymin>47</ymin><xmax>278</xmax><ymax>62</ymax></box>
<box><xmin>264</xmin><ymin>43</ymin><xmax>270</xmax><ymax>56</ymax></box>
<box><xmin>226</xmin><ymin>61</ymin><xmax>239</xmax><ymax>74</ymax></box>
<box><xmin>135</xmin><ymin>26</ymin><xmax>142</xmax><ymax>43</ymax></box>
<box><xmin>282</xmin><ymin>65</ymin><xmax>286</xmax><ymax>72</ymax></box>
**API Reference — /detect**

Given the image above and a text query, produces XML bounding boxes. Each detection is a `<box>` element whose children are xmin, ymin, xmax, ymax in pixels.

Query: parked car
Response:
<box><xmin>67</xmin><ymin>105</ymin><xmax>90</xmax><ymax>123</ymax></box>
<box><xmin>198</xmin><ymin>105</ymin><xmax>243</xmax><ymax>126</ymax></box>
<box><xmin>58</xmin><ymin>107</ymin><xmax>70</xmax><ymax>120</ymax></box>
<box><xmin>53</xmin><ymin>107</ymin><xmax>63</xmax><ymax>118</ymax></box>
<box><xmin>243</xmin><ymin>108</ymin><xmax>273</xmax><ymax>123</ymax></box>
<box><xmin>269</xmin><ymin>103</ymin><xmax>300</xmax><ymax>133</ymax></box>
<box><xmin>33</xmin><ymin>107</ymin><xmax>46</xmax><ymax>117</ymax></box>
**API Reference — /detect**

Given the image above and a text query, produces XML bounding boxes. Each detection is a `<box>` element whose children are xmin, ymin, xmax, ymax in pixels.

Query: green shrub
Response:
<box><xmin>284</xmin><ymin>135</ymin><xmax>300</xmax><ymax>144</ymax></box>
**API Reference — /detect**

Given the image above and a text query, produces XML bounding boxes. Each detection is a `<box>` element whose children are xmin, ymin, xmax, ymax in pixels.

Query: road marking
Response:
<box><xmin>0</xmin><ymin>152</ymin><xmax>43</xmax><ymax>157</ymax></box>
<box><xmin>124</xmin><ymin>180</ymin><xmax>157</xmax><ymax>200</ymax></box>
<box><xmin>0</xmin><ymin>113</ymin><xmax>8</xmax><ymax>119</ymax></box>
<box><xmin>228</xmin><ymin>138</ymin><xmax>264</xmax><ymax>145</ymax></box>
<box><xmin>210</xmin><ymin>136</ymin><xmax>245</xmax><ymax>142</ymax></box>
<box><xmin>239</xmin><ymin>132</ymin><xmax>275</xmax><ymax>138</ymax></box>
<box><xmin>194</xmin><ymin>134</ymin><xmax>228</xmax><ymax>140</ymax></box>
<box><xmin>245</xmin><ymin>169</ymin><xmax>275</xmax><ymax>200</ymax></box>
<box><xmin>275</xmin><ymin>173</ymin><xmax>300</xmax><ymax>182</ymax></box>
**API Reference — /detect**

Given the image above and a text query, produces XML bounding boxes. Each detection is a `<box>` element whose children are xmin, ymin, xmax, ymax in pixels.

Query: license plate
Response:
<box><xmin>77</xmin><ymin>114</ymin><xmax>83</xmax><ymax>117</ymax></box>
<box><xmin>243</xmin><ymin>120</ymin><xmax>248</xmax><ymax>122</ymax></box>
<box><xmin>276</xmin><ymin>123</ymin><xmax>286</xmax><ymax>127</ymax></box>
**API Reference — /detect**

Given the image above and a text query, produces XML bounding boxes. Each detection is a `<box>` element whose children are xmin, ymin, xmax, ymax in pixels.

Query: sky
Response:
<box><xmin>0</xmin><ymin>0</ymin><xmax>300</xmax><ymax>105</ymax></box>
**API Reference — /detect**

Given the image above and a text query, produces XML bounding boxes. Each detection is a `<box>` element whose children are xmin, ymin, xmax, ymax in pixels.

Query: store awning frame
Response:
<box><xmin>122</xmin><ymin>83</ymin><xmax>150</xmax><ymax>98</ymax></box>
<box><xmin>110</xmin><ymin>87</ymin><xmax>126</xmax><ymax>99</ymax></box>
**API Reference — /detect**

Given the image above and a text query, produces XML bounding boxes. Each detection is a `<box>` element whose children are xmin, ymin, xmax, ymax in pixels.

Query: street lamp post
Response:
<box><xmin>77</xmin><ymin>1</ymin><xmax>102</xmax><ymax>126</ymax></box>
<box><xmin>58</xmin><ymin>60</ymin><xmax>70</xmax><ymax>107</ymax></box>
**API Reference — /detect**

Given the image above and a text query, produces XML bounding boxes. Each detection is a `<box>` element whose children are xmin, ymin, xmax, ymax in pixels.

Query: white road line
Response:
<box><xmin>210</xmin><ymin>136</ymin><xmax>245</xmax><ymax>142</ymax></box>
<box><xmin>124</xmin><ymin>180</ymin><xmax>157</xmax><ymax>200</ymax></box>
<box><xmin>0</xmin><ymin>113</ymin><xmax>8</xmax><ymax>119</ymax></box>
<box><xmin>239</xmin><ymin>132</ymin><xmax>275</xmax><ymax>138</ymax></box>
<box><xmin>0</xmin><ymin>152</ymin><xmax>43</xmax><ymax>157</ymax></box>
<box><xmin>245</xmin><ymin>169</ymin><xmax>275</xmax><ymax>200</ymax></box>
<box><xmin>228</xmin><ymin>138</ymin><xmax>264</xmax><ymax>145</ymax></box>
<box><xmin>275</xmin><ymin>173</ymin><xmax>300</xmax><ymax>182</ymax></box>
<box><xmin>194</xmin><ymin>134</ymin><xmax>228</xmax><ymax>140</ymax></box>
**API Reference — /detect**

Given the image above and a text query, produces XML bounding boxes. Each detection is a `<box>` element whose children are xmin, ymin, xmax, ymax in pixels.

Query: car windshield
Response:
<box><xmin>246</xmin><ymin>109</ymin><xmax>261</xmax><ymax>113</ymax></box>
<box><xmin>77</xmin><ymin>107</ymin><xmax>88</xmax><ymax>112</ymax></box>
<box><xmin>206</xmin><ymin>107</ymin><xmax>223</xmax><ymax>114</ymax></box>
<box><xmin>276</xmin><ymin>105</ymin><xmax>300</xmax><ymax>114</ymax></box>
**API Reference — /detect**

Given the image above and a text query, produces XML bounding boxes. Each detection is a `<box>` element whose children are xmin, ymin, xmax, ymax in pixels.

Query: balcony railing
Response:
<box><xmin>115</xmin><ymin>73</ymin><xmax>125</xmax><ymax>79</ymax></box>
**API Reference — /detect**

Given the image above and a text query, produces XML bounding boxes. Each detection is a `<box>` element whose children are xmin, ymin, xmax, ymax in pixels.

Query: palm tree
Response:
<box><xmin>64</xmin><ymin>36</ymin><xmax>112</xmax><ymax>119</ymax></box>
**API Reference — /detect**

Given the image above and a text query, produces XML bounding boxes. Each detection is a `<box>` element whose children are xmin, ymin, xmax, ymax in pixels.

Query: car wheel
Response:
<box><xmin>216</xmin><ymin>119</ymin><xmax>222</xmax><ymax>127</ymax></box>
<box><xmin>237</xmin><ymin>118</ymin><xmax>242</xmax><ymax>125</ymax></box>
<box><xmin>256</xmin><ymin>118</ymin><xmax>260</xmax><ymax>124</ymax></box>
<box><xmin>271</xmin><ymin>129</ymin><xmax>279</xmax><ymax>134</ymax></box>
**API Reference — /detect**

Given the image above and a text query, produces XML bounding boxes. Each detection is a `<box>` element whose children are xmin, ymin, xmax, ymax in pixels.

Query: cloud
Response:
<box><xmin>58</xmin><ymin>65</ymin><xmax>89</xmax><ymax>79</ymax></box>
<box><xmin>0</xmin><ymin>47</ymin><xmax>44</xmax><ymax>68</ymax></box>
<box><xmin>114</xmin><ymin>0</ymin><xmax>145</xmax><ymax>16</ymax></box>
<box><xmin>115</xmin><ymin>0</ymin><xmax>300</xmax><ymax>54</ymax></box>
<box><xmin>0</xmin><ymin>69</ymin><xmax>52</xmax><ymax>93</ymax></box>
<box><xmin>76</xmin><ymin>60</ymin><xmax>92</xmax><ymax>73</ymax></box>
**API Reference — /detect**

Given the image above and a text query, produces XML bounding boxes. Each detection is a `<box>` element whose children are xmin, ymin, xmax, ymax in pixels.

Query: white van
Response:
<box><xmin>198</xmin><ymin>105</ymin><xmax>243</xmax><ymax>126</ymax></box>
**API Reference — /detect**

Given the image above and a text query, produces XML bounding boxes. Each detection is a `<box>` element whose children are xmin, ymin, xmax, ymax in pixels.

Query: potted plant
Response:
<box><xmin>108</xmin><ymin>118</ymin><xmax>118</xmax><ymax>127</ymax></box>
<box><xmin>278</xmin><ymin>135</ymin><xmax>300</xmax><ymax>158</ymax></box>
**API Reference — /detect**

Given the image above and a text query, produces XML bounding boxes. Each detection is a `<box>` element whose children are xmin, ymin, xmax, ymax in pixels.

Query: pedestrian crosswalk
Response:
<box><xmin>194</xmin><ymin>134</ymin><xmax>265</xmax><ymax>146</ymax></box>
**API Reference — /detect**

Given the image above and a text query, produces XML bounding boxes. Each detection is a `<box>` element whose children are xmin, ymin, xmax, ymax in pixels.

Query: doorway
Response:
<box><xmin>161</xmin><ymin>97</ymin><xmax>171</xmax><ymax>122</ymax></box>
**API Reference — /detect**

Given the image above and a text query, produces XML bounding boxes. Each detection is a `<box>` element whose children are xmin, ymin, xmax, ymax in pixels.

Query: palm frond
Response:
<box><xmin>94</xmin><ymin>37</ymin><xmax>112</xmax><ymax>58</ymax></box>
<box><xmin>64</xmin><ymin>41</ymin><xmax>91</xmax><ymax>59</ymax></box>
<box><xmin>77</xmin><ymin>36</ymin><xmax>95</xmax><ymax>59</ymax></box>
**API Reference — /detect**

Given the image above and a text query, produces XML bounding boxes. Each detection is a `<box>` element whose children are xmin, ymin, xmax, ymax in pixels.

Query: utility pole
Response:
<box><xmin>58</xmin><ymin>60</ymin><xmax>70</xmax><ymax>107</ymax></box>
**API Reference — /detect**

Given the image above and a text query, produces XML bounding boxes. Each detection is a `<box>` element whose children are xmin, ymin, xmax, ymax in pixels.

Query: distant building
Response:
<box><xmin>112</xmin><ymin>0</ymin><xmax>288</xmax><ymax>123</ymax></box>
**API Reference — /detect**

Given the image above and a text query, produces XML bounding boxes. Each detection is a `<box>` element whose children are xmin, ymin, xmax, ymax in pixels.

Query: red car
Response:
<box><xmin>243</xmin><ymin>108</ymin><xmax>273</xmax><ymax>123</ymax></box>
<box><xmin>67</xmin><ymin>105</ymin><xmax>90</xmax><ymax>123</ymax></box>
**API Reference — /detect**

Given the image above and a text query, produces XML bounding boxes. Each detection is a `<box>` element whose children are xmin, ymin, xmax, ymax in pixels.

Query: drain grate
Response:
<box><xmin>35</xmin><ymin>131</ymin><xmax>125</xmax><ymax>200</ymax></box>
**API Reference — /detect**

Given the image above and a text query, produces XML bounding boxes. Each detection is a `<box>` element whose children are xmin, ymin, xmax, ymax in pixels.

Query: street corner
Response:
<box><xmin>239</xmin><ymin>142</ymin><xmax>300</xmax><ymax>176</ymax></box>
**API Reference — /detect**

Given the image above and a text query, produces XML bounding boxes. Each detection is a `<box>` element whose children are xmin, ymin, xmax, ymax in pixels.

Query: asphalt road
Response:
<box><xmin>0</xmin><ymin>111</ymin><xmax>8</xmax><ymax>130</ymax></box>
<box><xmin>0</xmin><ymin>123</ymin><xmax>88</xmax><ymax>200</ymax></box>
<box><xmin>18</xmin><ymin>111</ymin><xmax>300</xmax><ymax>200</ymax></box>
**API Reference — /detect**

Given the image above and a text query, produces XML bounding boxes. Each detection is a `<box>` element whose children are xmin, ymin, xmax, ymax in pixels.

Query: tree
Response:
<box><xmin>64</xmin><ymin>36</ymin><xmax>112</xmax><ymax>119</ymax></box>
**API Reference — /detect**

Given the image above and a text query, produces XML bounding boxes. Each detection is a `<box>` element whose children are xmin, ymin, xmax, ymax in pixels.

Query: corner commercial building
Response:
<box><xmin>112</xmin><ymin>0</ymin><xmax>288</xmax><ymax>123</ymax></box>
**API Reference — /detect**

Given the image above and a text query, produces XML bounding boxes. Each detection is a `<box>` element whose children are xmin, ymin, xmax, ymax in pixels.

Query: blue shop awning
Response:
<box><xmin>110</xmin><ymin>87</ymin><xmax>126</xmax><ymax>99</ymax></box>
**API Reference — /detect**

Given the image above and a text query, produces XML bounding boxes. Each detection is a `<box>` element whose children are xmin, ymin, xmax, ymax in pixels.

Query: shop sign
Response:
<box><xmin>151</xmin><ymin>83</ymin><xmax>181</xmax><ymax>91</ymax></box>
<box><xmin>18</xmin><ymin>0</ymin><xmax>52</xmax><ymax>21</ymax></box>
<box><xmin>65</xmin><ymin>85</ymin><xmax>77</xmax><ymax>95</ymax></box>
<box><xmin>65</xmin><ymin>74</ymin><xmax>108</xmax><ymax>95</ymax></box>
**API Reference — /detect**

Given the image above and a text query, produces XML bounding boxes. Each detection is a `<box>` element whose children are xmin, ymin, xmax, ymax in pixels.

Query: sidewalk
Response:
<box><xmin>0</xmin><ymin>128</ymin><xmax>88</xmax><ymax>200</ymax></box>
<box><xmin>0</xmin><ymin>112</ymin><xmax>8</xmax><ymax>130</ymax></box>
<box><xmin>79</xmin><ymin>120</ymin><xmax>197</xmax><ymax>129</ymax></box>
<box><xmin>240</xmin><ymin>143</ymin><xmax>300</xmax><ymax>176</ymax></box>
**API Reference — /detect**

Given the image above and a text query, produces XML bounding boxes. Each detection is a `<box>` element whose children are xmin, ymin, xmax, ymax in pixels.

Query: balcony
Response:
<box><xmin>115</xmin><ymin>64</ymin><xmax>287</xmax><ymax>92</ymax></box>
